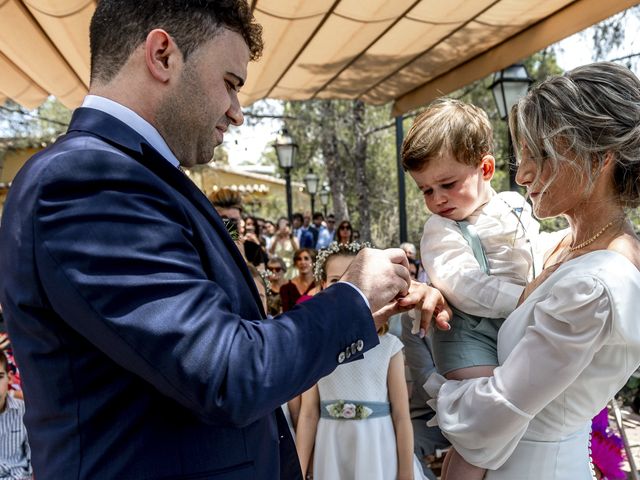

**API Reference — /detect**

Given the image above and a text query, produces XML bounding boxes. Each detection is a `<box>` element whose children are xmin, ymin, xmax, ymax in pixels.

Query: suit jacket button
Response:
<box><xmin>356</xmin><ymin>339</ymin><xmax>364</xmax><ymax>352</ymax></box>
<box><xmin>338</xmin><ymin>351</ymin><xmax>346</xmax><ymax>364</ymax></box>
<box><xmin>350</xmin><ymin>342</ymin><xmax>357</xmax><ymax>355</ymax></box>
<box><xmin>345</xmin><ymin>348</ymin><xmax>351</xmax><ymax>360</ymax></box>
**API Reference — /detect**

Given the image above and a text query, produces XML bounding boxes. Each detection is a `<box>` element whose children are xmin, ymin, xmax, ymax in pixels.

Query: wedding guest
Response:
<box><xmin>400</xmin><ymin>314</ymin><xmax>450</xmax><ymax>480</ymax></box>
<box><xmin>243</xmin><ymin>215</ymin><xmax>268</xmax><ymax>269</ymax></box>
<box><xmin>292</xmin><ymin>212</ymin><xmax>314</xmax><ymax>249</ymax></box>
<box><xmin>0</xmin><ymin>353</ymin><xmax>31</xmax><ymax>480</ymax></box>
<box><xmin>280</xmin><ymin>248</ymin><xmax>316</xmax><ymax>312</ymax></box>
<box><xmin>426</xmin><ymin>62</ymin><xmax>640</xmax><ymax>480</ymax></box>
<box><xmin>335</xmin><ymin>220</ymin><xmax>354</xmax><ymax>245</ymax></box>
<box><xmin>316</xmin><ymin>214</ymin><xmax>336</xmax><ymax>249</ymax></box>
<box><xmin>308</xmin><ymin>212</ymin><xmax>324</xmax><ymax>248</ymax></box>
<box><xmin>268</xmin><ymin>217</ymin><xmax>299</xmax><ymax>278</ymax></box>
<box><xmin>266</xmin><ymin>257</ymin><xmax>288</xmax><ymax>316</ymax></box>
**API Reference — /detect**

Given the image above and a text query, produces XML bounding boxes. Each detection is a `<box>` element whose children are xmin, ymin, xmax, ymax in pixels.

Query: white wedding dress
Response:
<box><xmin>426</xmin><ymin>250</ymin><xmax>640</xmax><ymax>479</ymax></box>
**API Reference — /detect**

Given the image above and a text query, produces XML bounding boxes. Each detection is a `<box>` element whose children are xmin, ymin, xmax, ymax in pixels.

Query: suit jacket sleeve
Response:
<box><xmin>32</xmin><ymin>148</ymin><xmax>378</xmax><ymax>427</ymax></box>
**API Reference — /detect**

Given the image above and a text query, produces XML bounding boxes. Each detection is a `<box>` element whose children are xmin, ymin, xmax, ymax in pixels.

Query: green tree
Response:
<box><xmin>0</xmin><ymin>97</ymin><xmax>71</xmax><ymax>144</ymax></box>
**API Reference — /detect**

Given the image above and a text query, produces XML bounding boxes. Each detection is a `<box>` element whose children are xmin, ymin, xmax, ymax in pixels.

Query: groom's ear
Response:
<box><xmin>145</xmin><ymin>29</ymin><xmax>181</xmax><ymax>84</ymax></box>
<box><xmin>480</xmin><ymin>155</ymin><xmax>495</xmax><ymax>180</ymax></box>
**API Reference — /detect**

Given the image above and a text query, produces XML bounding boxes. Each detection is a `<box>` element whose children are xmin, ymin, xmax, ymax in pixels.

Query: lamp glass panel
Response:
<box><xmin>319</xmin><ymin>189</ymin><xmax>329</xmax><ymax>205</ymax></box>
<box><xmin>276</xmin><ymin>144</ymin><xmax>294</xmax><ymax>168</ymax></box>
<box><xmin>304</xmin><ymin>172</ymin><xmax>319</xmax><ymax>194</ymax></box>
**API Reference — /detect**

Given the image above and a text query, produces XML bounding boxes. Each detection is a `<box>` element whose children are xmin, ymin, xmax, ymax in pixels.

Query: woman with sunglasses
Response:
<box><xmin>336</xmin><ymin>220</ymin><xmax>354</xmax><ymax>245</ymax></box>
<box><xmin>266</xmin><ymin>257</ymin><xmax>287</xmax><ymax>316</ymax></box>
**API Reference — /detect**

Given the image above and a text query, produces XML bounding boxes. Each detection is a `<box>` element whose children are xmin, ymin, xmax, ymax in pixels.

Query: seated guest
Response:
<box><xmin>0</xmin><ymin>352</ymin><xmax>31</xmax><ymax>480</ymax></box>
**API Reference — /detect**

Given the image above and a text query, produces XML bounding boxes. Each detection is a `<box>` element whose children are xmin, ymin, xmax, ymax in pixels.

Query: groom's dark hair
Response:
<box><xmin>89</xmin><ymin>0</ymin><xmax>263</xmax><ymax>84</ymax></box>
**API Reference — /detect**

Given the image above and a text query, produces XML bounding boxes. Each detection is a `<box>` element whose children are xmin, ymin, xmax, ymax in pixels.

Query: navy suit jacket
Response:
<box><xmin>0</xmin><ymin>108</ymin><xmax>378</xmax><ymax>479</ymax></box>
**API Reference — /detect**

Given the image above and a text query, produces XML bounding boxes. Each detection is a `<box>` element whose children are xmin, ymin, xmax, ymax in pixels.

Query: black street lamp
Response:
<box><xmin>318</xmin><ymin>183</ymin><xmax>330</xmax><ymax>217</ymax></box>
<box><xmin>274</xmin><ymin>128</ymin><xmax>298</xmax><ymax>222</ymax></box>
<box><xmin>489</xmin><ymin>64</ymin><xmax>533</xmax><ymax>190</ymax></box>
<box><xmin>303</xmin><ymin>168</ymin><xmax>320</xmax><ymax>215</ymax></box>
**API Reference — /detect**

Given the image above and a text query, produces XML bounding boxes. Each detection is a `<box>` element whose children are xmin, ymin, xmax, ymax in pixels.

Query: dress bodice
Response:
<box><xmin>426</xmin><ymin>250</ymin><xmax>640</xmax><ymax>477</ymax></box>
<box><xmin>498</xmin><ymin>251</ymin><xmax>640</xmax><ymax>440</ymax></box>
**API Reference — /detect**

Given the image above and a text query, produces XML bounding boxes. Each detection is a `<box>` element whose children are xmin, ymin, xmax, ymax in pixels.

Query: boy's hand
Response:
<box><xmin>397</xmin><ymin>281</ymin><xmax>452</xmax><ymax>336</ymax></box>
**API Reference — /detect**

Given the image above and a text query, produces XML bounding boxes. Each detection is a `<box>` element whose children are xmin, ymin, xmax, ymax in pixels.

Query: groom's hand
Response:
<box><xmin>340</xmin><ymin>248</ymin><xmax>411</xmax><ymax>316</ymax></box>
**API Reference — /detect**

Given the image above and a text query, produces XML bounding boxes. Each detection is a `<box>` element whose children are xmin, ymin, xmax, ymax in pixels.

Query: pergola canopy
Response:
<box><xmin>0</xmin><ymin>0</ymin><xmax>637</xmax><ymax>115</ymax></box>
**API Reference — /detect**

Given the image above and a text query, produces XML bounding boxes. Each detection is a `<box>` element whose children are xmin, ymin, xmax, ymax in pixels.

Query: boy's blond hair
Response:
<box><xmin>402</xmin><ymin>98</ymin><xmax>494</xmax><ymax>171</ymax></box>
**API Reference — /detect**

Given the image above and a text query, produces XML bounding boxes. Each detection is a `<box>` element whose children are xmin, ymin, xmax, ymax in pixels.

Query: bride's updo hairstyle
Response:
<box><xmin>509</xmin><ymin>61</ymin><xmax>640</xmax><ymax>207</ymax></box>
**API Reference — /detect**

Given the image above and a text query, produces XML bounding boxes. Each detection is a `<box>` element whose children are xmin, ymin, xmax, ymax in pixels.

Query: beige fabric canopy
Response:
<box><xmin>0</xmin><ymin>0</ymin><xmax>637</xmax><ymax>115</ymax></box>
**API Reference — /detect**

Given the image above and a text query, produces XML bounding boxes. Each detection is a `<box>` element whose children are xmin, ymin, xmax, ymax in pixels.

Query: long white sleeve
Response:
<box><xmin>425</xmin><ymin>273</ymin><xmax>611</xmax><ymax>469</ymax></box>
<box><xmin>421</xmin><ymin>218</ymin><xmax>522</xmax><ymax>318</ymax></box>
<box><xmin>420</xmin><ymin>192</ymin><xmax>536</xmax><ymax>318</ymax></box>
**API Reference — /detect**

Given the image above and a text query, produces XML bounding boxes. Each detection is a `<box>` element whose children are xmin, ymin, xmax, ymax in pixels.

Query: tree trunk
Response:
<box><xmin>352</xmin><ymin>100</ymin><xmax>371</xmax><ymax>242</ymax></box>
<box><xmin>320</xmin><ymin>100</ymin><xmax>349</xmax><ymax>222</ymax></box>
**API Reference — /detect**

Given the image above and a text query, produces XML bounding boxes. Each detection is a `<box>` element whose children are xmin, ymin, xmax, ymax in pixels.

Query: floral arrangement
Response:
<box><xmin>590</xmin><ymin>407</ymin><xmax>626</xmax><ymax>479</ymax></box>
<box><xmin>325</xmin><ymin>400</ymin><xmax>373</xmax><ymax>420</ymax></box>
<box><xmin>313</xmin><ymin>241</ymin><xmax>373</xmax><ymax>283</ymax></box>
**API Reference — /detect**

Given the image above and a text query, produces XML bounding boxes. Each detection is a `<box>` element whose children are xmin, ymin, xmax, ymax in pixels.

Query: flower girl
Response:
<box><xmin>296</xmin><ymin>242</ymin><xmax>426</xmax><ymax>480</ymax></box>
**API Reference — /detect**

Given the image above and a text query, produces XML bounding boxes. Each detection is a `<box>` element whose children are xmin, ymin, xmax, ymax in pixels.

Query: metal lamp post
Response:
<box><xmin>274</xmin><ymin>128</ymin><xmax>298</xmax><ymax>222</ymax></box>
<box><xmin>489</xmin><ymin>64</ymin><xmax>533</xmax><ymax>190</ymax></box>
<box><xmin>318</xmin><ymin>184</ymin><xmax>330</xmax><ymax>217</ymax></box>
<box><xmin>303</xmin><ymin>168</ymin><xmax>320</xmax><ymax>215</ymax></box>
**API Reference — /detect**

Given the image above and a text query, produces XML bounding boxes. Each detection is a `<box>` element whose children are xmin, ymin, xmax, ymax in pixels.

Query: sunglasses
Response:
<box><xmin>339</xmin><ymin>225</ymin><xmax>351</xmax><ymax>230</ymax></box>
<box><xmin>267</xmin><ymin>266</ymin><xmax>283</xmax><ymax>273</ymax></box>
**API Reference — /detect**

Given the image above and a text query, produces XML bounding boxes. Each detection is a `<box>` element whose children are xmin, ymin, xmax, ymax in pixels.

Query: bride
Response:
<box><xmin>426</xmin><ymin>61</ymin><xmax>640</xmax><ymax>479</ymax></box>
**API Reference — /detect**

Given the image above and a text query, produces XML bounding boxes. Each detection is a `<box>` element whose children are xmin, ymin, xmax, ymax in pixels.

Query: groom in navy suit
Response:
<box><xmin>0</xmin><ymin>1</ymin><xmax>448</xmax><ymax>479</ymax></box>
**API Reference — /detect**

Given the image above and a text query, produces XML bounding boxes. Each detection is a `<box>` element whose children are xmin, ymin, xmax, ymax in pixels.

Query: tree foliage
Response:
<box><xmin>0</xmin><ymin>97</ymin><xmax>71</xmax><ymax>145</ymax></box>
<box><xmin>264</xmin><ymin>49</ymin><xmax>570</xmax><ymax>247</ymax></box>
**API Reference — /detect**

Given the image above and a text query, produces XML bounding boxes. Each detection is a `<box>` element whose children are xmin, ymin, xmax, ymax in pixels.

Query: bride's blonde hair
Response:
<box><xmin>510</xmin><ymin>61</ymin><xmax>640</xmax><ymax>208</ymax></box>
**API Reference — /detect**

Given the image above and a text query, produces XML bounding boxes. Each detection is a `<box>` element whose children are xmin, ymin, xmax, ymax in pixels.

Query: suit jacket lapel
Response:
<box><xmin>66</xmin><ymin>108</ymin><xmax>265</xmax><ymax>316</ymax></box>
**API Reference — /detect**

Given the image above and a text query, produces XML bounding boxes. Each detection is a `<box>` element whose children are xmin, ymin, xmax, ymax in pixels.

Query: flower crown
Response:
<box><xmin>313</xmin><ymin>241</ymin><xmax>373</xmax><ymax>282</ymax></box>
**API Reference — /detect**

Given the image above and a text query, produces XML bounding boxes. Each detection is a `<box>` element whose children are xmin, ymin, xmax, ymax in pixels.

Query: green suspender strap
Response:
<box><xmin>456</xmin><ymin>220</ymin><xmax>490</xmax><ymax>275</ymax></box>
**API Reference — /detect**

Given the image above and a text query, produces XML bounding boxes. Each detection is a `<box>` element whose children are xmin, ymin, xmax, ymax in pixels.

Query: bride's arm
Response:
<box><xmin>426</xmin><ymin>273</ymin><xmax>611</xmax><ymax>470</ymax></box>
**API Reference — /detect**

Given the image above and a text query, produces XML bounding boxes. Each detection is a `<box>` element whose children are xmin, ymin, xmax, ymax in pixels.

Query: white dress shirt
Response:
<box><xmin>81</xmin><ymin>95</ymin><xmax>180</xmax><ymax>168</ymax></box>
<box><xmin>420</xmin><ymin>190</ymin><xmax>539</xmax><ymax>318</ymax></box>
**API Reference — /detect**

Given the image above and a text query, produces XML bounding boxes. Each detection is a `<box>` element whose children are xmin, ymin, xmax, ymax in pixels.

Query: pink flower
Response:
<box><xmin>342</xmin><ymin>403</ymin><xmax>356</xmax><ymax>418</ymax></box>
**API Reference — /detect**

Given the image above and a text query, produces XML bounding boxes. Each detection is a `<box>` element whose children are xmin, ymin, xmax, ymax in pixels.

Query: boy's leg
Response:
<box><xmin>445</xmin><ymin>365</ymin><xmax>495</xmax><ymax>381</ymax></box>
<box><xmin>442</xmin><ymin>448</ymin><xmax>486</xmax><ymax>480</ymax></box>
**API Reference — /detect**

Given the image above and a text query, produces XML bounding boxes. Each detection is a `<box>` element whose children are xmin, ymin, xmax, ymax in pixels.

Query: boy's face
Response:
<box><xmin>409</xmin><ymin>152</ymin><xmax>495</xmax><ymax>221</ymax></box>
<box><xmin>0</xmin><ymin>365</ymin><xmax>8</xmax><ymax>411</ymax></box>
